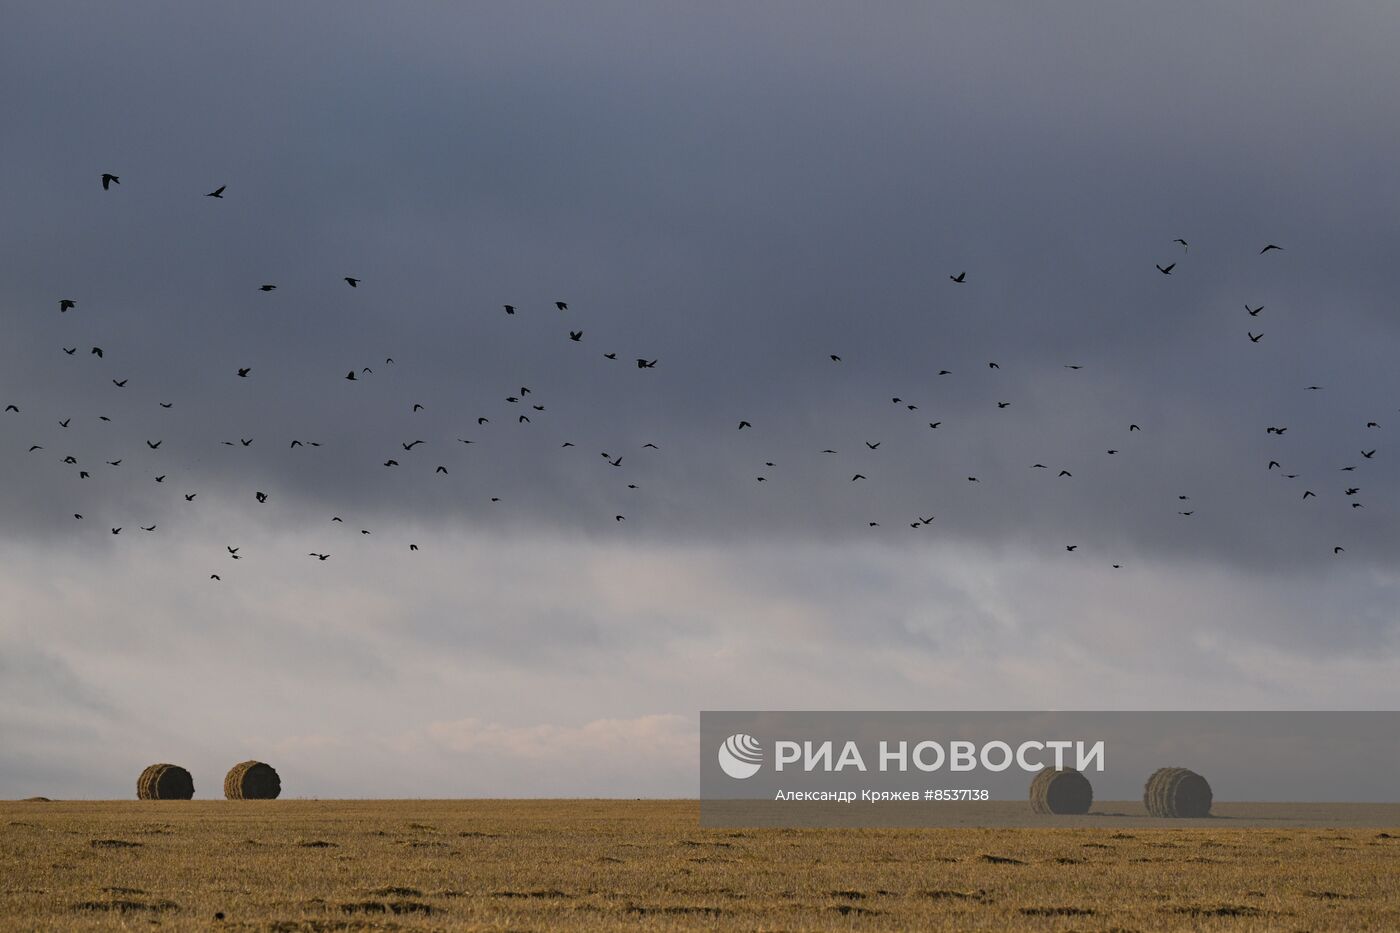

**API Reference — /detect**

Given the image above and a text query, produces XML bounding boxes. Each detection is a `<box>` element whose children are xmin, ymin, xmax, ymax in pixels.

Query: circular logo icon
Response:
<box><xmin>717</xmin><ymin>733</ymin><xmax>763</xmax><ymax>779</ymax></box>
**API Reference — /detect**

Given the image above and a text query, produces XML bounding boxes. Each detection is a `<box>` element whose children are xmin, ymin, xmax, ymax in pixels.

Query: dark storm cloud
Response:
<box><xmin>2</xmin><ymin>2</ymin><xmax>1399</xmax><ymax>574</ymax></box>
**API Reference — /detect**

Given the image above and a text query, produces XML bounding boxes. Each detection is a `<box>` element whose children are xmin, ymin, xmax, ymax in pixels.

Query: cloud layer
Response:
<box><xmin>2</xmin><ymin>3</ymin><xmax>1399</xmax><ymax>796</ymax></box>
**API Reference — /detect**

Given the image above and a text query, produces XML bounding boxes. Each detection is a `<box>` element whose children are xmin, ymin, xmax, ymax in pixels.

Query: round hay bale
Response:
<box><xmin>1028</xmin><ymin>766</ymin><xmax>1093</xmax><ymax>815</ymax></box>
<box><xmin>223</xmin><ymin>760</ymin><xmax>281</xmax><ymax>800</ymax></box>
<box><xmin>136</xmin><ymin>763</ymin><xmax>194</xmax><ymax>800</ymax></box>
<box><xmin>1143</xmin><ymin>766</ymin><xmax>1212</xmax><ymax>818</ymax></box>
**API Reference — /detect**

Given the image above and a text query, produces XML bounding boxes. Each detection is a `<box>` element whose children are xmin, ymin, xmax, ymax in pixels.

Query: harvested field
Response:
<box><xmin>3</xmin><ymin>799</ymin><xmax>1399</xmax><ymax>930</ymax></box>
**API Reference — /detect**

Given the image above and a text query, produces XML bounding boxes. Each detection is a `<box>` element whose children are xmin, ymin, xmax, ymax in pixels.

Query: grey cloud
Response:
<box><xmin>3</xmin><ymin>3</ymin><xmax>1400</xmax><ymax>796</ymax></box>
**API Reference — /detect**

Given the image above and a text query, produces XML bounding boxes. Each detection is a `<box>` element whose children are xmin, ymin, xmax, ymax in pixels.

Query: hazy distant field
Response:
<box><xmin>4</xmin><ymin>799</ymin><xmax>1399</xmax><ymax>930</ymax></box>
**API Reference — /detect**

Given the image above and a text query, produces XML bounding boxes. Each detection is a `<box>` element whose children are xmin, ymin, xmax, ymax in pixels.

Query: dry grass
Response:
<box><xmin>3</xmin><ymin>799</ymin><xmax>1399</xmax><ymax>930</ymax></box>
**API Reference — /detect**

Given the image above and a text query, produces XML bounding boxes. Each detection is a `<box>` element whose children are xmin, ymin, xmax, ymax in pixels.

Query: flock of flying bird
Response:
<box><xmin>6</xmin><ymin>175</ymin><xmax>1386</xmax><ymax>580</ymax></box>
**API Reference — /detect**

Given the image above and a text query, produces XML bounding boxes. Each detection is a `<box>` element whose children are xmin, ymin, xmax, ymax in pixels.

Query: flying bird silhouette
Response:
<box><xmin>101</xmin><ymin>173</ymin><xmax>119</xmax><ymax>190</ymax></box>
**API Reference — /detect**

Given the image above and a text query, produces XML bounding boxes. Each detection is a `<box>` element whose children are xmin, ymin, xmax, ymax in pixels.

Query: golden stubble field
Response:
<box><xmin>3</xmin><ymin>799</ymin><xmax>1399</xmax><ymax>931</ymax></box>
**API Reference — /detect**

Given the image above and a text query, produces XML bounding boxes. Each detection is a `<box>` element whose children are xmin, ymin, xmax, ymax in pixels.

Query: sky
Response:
<box><xmin>2</xmin><ymin>3</ymin><xmax>1399</xmax><ymax>798</ymax></box>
